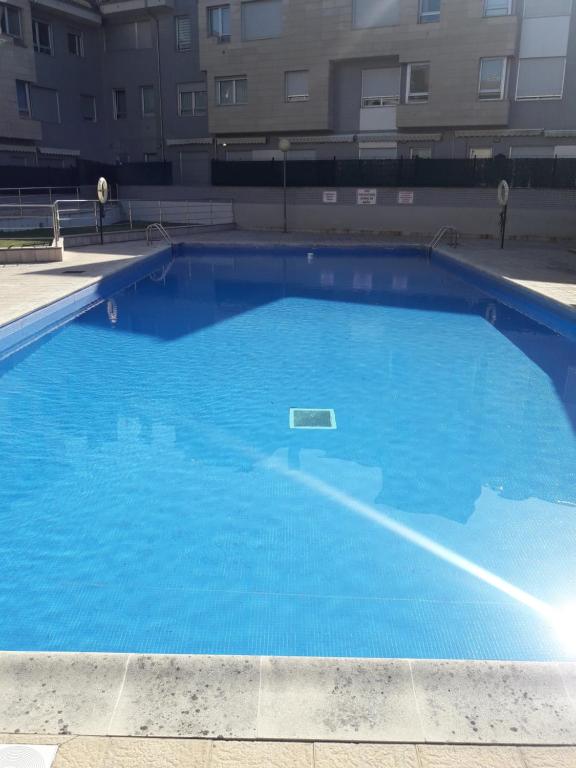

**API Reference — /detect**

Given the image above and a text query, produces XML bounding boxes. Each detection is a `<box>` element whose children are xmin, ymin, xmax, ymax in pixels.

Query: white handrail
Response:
<box><xmin>428</xmin><ymin>226</ymin><xmax>459</xmax><ymax>253</ymax></box>
<box><xmin>145</xmin><ymin>222</ymin><xmax>173</xmax><ymax>245</ymax></box>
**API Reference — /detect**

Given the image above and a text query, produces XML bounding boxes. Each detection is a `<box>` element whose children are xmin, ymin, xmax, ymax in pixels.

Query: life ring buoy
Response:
<box><xmin>497</xmin><ymin>180</ymin><xmax>510</xmax><ymax>207</ymax></box>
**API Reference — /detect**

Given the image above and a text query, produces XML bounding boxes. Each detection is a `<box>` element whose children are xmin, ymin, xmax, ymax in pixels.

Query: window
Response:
<box><xmin>16</xmin><ymin>80</ymin><xmax>30</xmax><ymax>118</ymax></box>
<box><xmin>178</xmin><ymin>83</ymin><xmax>207</xmax><ymax>116</ymax></box>
<box><xmin>208</xmin><ymin>5</ymin><xmax>230</xmax><ymax>38</ymax></box>
<box><xmin>0</xmin><ymin>5</ymin><xmax>22</xmax><ymax>38</ymax></box>
<box><xmin>30</xmin><ymin>85</ymin><xmax>60</xmax><ymax>123</ymax></box>
<box><xmin>32</xmin><ymin>19</ymin><xmax>52</xmax><ymax>54</ymax></box>
<box><xmin>419</xmin><ymin>0</ymin><xmax>441</xmax><ymax>23</ymax></box>
<box><xmin>362</xmin><ymin>68</ymin><xmax>401</xmax><ymax>107</ymax></box>
<box><xmin>105</xmin><ymin>21</ymin><xmax>152</xmax><ymax>51</ymax></box>
<box><xmin>516</xmin><ymin>57</ymin><xmax>566</xmax><ymax>99</ymax></box>
<box><xmin>80</xmin><ymin>94</ymin><xmax>96</xmax><ymax>121</ymax></box>
<box><xmin>469</xmin><ymin>147</ymin><xmax>493</xmax><ymax>158</ymax></box>
<box><xmin>67</xmin><ymin>31</ymin><xmax>83</xmax><ymax>56</ymax></box>
<box><xmin>478</xmin><ymin>57</ymin><xmax>507</xmax><ymax>99</ymax></box>
<box><xmin>113</xmin><ymin>88</ymin><xmax>127</xmax><ymax>119</ymax></box>
<box><xmin>406</xmin><ymin>63</ymin><xmax>430</xmax><ymax>103</ymax></box>
<box><xmin>410</xmin><ymin>147</ymin><xmax>433</xmax><ymax>158</ymax></box>
<box><xmin>353</xmin><ymin>0</ymin><xmax>400</xmax><ymax>27</ymax></box>
<box><xmin>141</xmin><ymin>85</ymin><xmax>155</xmax><ymax>117</ymax></box>
<box><xmin>216</xmin><ymin>77</ymin><xmax>247</xmax><ymax>105</ymax></box>
<box><xmin>175</xmin><ymin>15</ymin><xmax>192</xmax><ymax>50</ymax></box>
<box><xmin>483</xmin><ymin>0</ymin><xmax>511</xmax><ymax>15</ymax></box>
<box><xmin>285</xmin><ymin>70</ymin><xmax>309</xmax><ymax>102</ymax></box>
<box><xmin>241</xmin><ymin>0</ymin><xmax>282</xmax><ymax>40</ymax></box>
<box><xmin>144</xmin><ymin>152</ymin><xmax>158</xmax><ymax>162</ymax></box>
<box><xmin>523</xmin><ymin>0</ymin><xmax>572</xmax><ymax>17</ymax></box>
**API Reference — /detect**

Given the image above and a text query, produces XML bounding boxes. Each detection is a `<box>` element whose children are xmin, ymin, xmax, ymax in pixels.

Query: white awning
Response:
<box><xmin>455</xmin><ymin>129</ymin><xmax>543</xmax><ymax>138</ymax></box>
<box><xmin>38</xmin><ymin>147</ymin><xmax>81</xmax><ymax>156</ymax></box>
<box><xmin>166</xmin><ymin>138</ymin><xmax>213</xmax><ymax>146</ymax></box>
<box><xmin>0</xmin><ymin>144</ymin><xmax>36</xmax><ymax>153</ymax></box>
<box><xmin>216</xmin><ymin>137</ymin><xmax>267</xmax><ymax>145</ymax></box>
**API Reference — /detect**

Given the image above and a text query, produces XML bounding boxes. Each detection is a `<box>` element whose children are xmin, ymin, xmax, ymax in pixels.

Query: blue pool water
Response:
<box><xmin>1</xmin><ymin>246</ymin><xmax>576</xmax><ymax>660</ymax></box>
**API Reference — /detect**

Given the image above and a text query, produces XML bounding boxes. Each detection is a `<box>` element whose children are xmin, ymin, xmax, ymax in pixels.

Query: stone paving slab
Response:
<box><xmin>0</xmin><ymin>241</ymin><xmax>165</xmax><ymax>327</ymax></box>
<box><xmin>258</xmin><ymin>657</ymin><xmax>421</xmax><ymax>742</ymax></box>
<box><xmin>107</xmin><ymin>655</ymin><xmax>260</xmax><ymax>739</ymax></box>
<box><xmin>437</xmin><ymin>240</ymin><xmax>576</xmax><ymax>313</ymax></box>
<box><xmin>411</xmin><ymin>660</ymin><xmax>576</xmax><ymax>745</ymax></box>
<box><xmin>2</xmin><ymin>737</ymin><xmax>576</xmax><ymax>768</ymax></box>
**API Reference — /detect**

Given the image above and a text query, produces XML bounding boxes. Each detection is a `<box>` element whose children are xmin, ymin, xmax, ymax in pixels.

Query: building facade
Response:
<box><xmin>0</xmin><ymin>0</ymin><xmax>575</xmax><ymax>181</ymax></box>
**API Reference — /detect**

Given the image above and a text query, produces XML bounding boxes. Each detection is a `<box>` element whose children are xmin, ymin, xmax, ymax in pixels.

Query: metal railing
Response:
<box><xmin>146</xmin><ymin>223</ymin><xmax>173</xmax><ymax>245</ymax></box>
<box><xmin>0</xmin><ymin>197</ymin><xmax>234</xmax><ymax>247</ymax></box>
<box><xmin>0</xmin><ymin>186</ymin><xmax>80</xmax><ymax>210</ymax></box>
<box><xmin>428</xmin><ymin>226</ymin><xmax>459</xmax><ymax>255</ymax></box>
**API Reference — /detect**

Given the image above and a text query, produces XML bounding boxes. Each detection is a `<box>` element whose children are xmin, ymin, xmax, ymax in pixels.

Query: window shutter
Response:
<box><xmin>242</xmin><ymin>0</ymin><xmax>282</xmax><ymax>40</ymax></box>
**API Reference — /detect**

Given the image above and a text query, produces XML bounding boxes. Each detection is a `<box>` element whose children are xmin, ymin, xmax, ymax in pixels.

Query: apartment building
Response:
<box><xmin>0</xmin><ymin>0</ymin><xmax>575</xmax><ymax>182</ymax></box>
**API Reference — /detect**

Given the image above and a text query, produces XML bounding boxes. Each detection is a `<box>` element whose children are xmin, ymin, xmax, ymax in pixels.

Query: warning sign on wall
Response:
<box><xmin>357</xmin><ymin>188</ymin><xmax>377</xmax><ymax>205</ymax></box>
<box><xmin>397</xmin><ymin>191</ymin><xmax>414</xmax><ymax>205</ymax></box>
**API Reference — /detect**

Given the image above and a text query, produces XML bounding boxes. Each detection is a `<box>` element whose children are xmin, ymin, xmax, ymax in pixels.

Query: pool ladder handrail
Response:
<box><xmin>427</xmin><ymin>226</ymin><xmax>459</xmax><ymax>257</ymax></box>
<box><xmin>145</xmin><ymin>222</ymin><xmax>173</xmax><ymax>246</ymax></box>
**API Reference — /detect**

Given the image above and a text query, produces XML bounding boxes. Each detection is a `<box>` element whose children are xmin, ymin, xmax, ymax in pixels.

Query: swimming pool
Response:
<box><xmin>1</xmin><ymin>245</ymin><xmax>575</xmax><ymax>660</ymax></box>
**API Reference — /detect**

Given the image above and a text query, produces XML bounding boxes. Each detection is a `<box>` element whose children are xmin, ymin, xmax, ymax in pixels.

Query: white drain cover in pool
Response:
<box><xmin>0</xmin><ymin>745</ymin><xmax>58</xmax><ymax>768</ymax></box>
<box><xmin>289</xmin><ymin>408</ymin><xmax>337</xmax><ymax>430</ymax></box>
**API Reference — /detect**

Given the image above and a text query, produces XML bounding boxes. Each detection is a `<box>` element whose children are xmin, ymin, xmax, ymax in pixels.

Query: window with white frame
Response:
<box><xmin>419</xmin><ymin>0</ymin><xmax>441</xmax><ymax>23</ymax></box>
<box><xmin>353</xmin><ymin>0</ymin><xmax>400</xmax><ymax>27</ymax></box>
<box><xmin>208</xmin><ymin>5</ymin><xmax>230</xmax><ymax>38</ymax></box>
<box><xmin>175</xmin><ymin>15</ymin><xmax>192</xmax><ymax>50</ymax></box>
<box><xmin>285</xmin><ymin>70</ymin><xmax>309</xmax><ymax>101</ymax></box>
<box><xmin>406</xmin><ymin>63</ymin><xmax>430</xmax><ymax>103</ymax></box>
<box><xmin>80</xmin><ymin>94</ymin><xmax>96</xmax><ymax>121</ymax></box>
<box><xmin>112</xmin><ymin>88</ymin><xmax>127</xmax><ymax>119</ymax></box>
<box><xmin>216</xmin><ymin>77</ymin><xmax>247</xmax><ymax>105</ymax></box>
<box><xmin>67</xmin><ymin>31</ymin><xmax>83</xmax><ymax>56</ymax></box>
<box><xmin>241</xmin><ymin>0</ymin><xmax>282</xmax><ymax>40</ymax></box>
<box><xmin>469</xmin><ymin>147</ymin><xmax>493</xmax><ymax>158</ymax></box>
<box><xmin>478</xmin><ymin>57</ymin><xmax>507</xmax><ymax>99</ymax></box>
<box><xmin>141</xmin><ymin>85</ymin><xmax>155</xmax><ymax>117</ymax></box>
<box><xmin>15</xmin><ymin>80</ymin><xmax>31</xmax><ymax>118</ymax></box>
<box><xmin>483</xmin><ymin>0</ymin><xmax>511</xmax><ymax>16</ymax></box>
<box><xmin>516</xmin><ymin>57</ymin><xmax>566</xmax><ymax>99</ymax></box>
<box><xmin>1</xmin><ymin>5</ymin><xmax>22</xmax><ymax>38</ymax></box>
<box><xmin>361</xmin><ymin>68</ymin><xmax>400</xmax><ymax>107</ymax></box>
<box><xmin>178</xmin><ymin>83</ymin><xmax>207</xmax><ymax>115</ymax></box>
<box><xmin>359</xmin><ymin>142</ymin><xmax>397</xmax><ymax>159</ymax></box>
<box><xmin>33</xmin><ymin>19</ymin><xmax>53</xmax><ymax>54</ymax></box>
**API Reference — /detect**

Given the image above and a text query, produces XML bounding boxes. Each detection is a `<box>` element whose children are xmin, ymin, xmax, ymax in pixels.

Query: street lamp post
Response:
<box><xmin>279</xmin><ymin>138</ymin><xmax>290</xmax><ymax>233</ymax></box>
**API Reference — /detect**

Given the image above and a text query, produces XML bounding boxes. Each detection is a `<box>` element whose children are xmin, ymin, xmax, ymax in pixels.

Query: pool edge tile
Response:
<box><xmin>411</xmin><ymin>659</ymin><xmax>576</xmax><ymax>745</ymax></box>
<box><xmin>257</xmin><ymin>656</ymin><xmax>423</xmax><ymax>742</ymax></box>
<box><xmin>107</xmin><ymin>654</ymin><xmax>260</xmax><ymax>739</ymax></box>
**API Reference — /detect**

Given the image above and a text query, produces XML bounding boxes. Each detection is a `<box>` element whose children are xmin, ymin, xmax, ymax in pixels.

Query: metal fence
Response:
<box><xmin>211</xmin><ymin>158</ymin><xmax>576</xmax><ymax>189</ymax></box>
<box><xmin>0</xmin><ymin>198</ymin><xmax>234</xmax><ymax>245</ymax></box>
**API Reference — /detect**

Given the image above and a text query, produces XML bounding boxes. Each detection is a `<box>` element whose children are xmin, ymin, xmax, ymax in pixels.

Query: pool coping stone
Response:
<box><xmin>0</xmin><ymin>654</ymin><xmax>575</xmax><ymax>745</ymax></box>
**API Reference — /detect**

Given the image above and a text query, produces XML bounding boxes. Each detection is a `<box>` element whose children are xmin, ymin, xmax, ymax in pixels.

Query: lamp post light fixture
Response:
<box><xmin>279</xmin><ymin>138</ymin><xmax>291</xmax><ymax>233</ymax></box>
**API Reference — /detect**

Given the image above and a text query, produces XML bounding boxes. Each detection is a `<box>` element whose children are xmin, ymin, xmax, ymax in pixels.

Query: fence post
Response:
<box><xmin>158</xmin><ymin>201</ymin><xmax>163</xmax><ymax>225</ymax></box>
<box><xmin>94</xmin><ymin>202</ymin><xmax>99</xmax><ymax>234</ymax></box>
<box><xmin>210</xmin><ymin>201</ymin><xmax>214</xmax><ymax>226</ymax></box>
<box><xmin>128</xmin><ymin>201</ymin><xmax>133</xmax><ymax>229</ymax></box>
<box><xmin>18</xmin><ymin>188</ymin><xmax>23</xmax><ymax>218</ymax></box>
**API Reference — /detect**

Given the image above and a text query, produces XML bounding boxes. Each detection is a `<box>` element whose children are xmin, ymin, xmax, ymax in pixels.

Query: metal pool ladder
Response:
<box><xmin>146</xmin><ymin>222</ymin><xmax>173</xmax><ymax>246</ymax></box>
<box><xmin>427</xmin><ymin>226</ymin><xmax>459</xmax><ymax>257</ymax></box>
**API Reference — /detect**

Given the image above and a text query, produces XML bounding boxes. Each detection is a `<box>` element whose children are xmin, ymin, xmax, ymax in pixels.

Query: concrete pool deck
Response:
<box><xmin>1</xmin><ymin>232</ymin><xmax>576</xmax><ymax>764</ymax></box>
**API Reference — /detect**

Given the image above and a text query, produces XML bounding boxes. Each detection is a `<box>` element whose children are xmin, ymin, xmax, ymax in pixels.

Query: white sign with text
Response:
<box><xmin>357</xmin><ymin>188</ymin><xmax>377</xmax><ymax>205</ymax></box>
